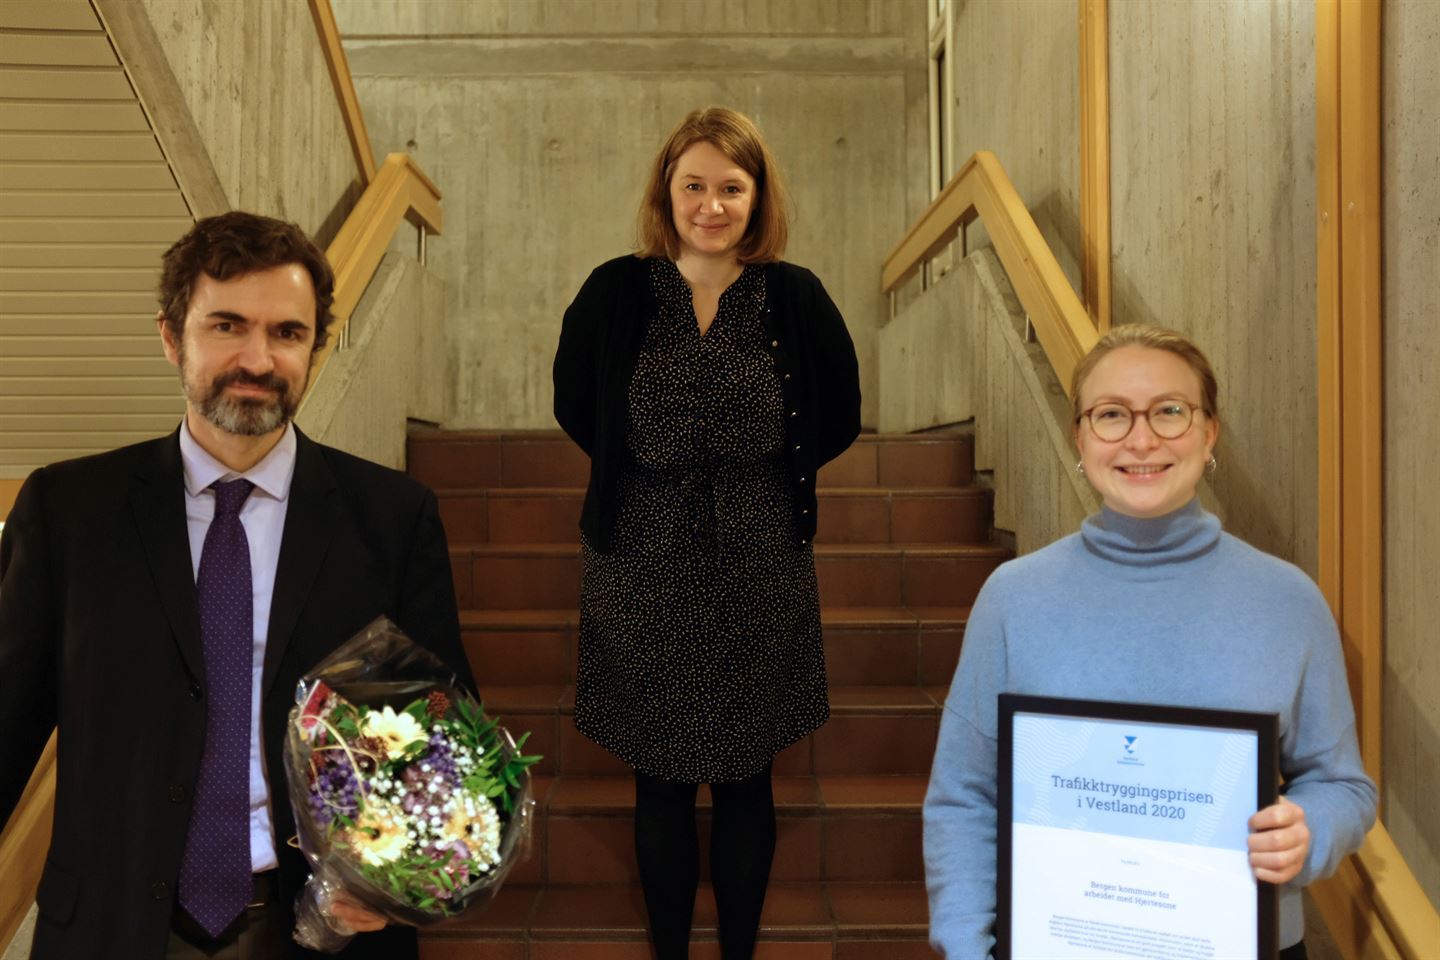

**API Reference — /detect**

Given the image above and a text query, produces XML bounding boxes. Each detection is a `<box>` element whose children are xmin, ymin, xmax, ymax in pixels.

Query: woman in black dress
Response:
<box><xmin>552</xmin><ymin>106</ymin><xmax>861</xmax><ymax>959</ymax></box>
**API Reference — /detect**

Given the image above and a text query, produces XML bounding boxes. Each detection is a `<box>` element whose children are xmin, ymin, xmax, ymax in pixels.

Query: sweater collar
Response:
<box><xmin>1080</xmin><ymin>498</ymin><xmax>1221</xmax><ymax>567</ymax></box>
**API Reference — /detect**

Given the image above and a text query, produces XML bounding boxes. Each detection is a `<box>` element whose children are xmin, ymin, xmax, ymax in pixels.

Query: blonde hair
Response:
<box><xmin>1071</xmin><ymin>324</ymin><xmax>1220</xmax><ymax>422</ymax></box>
<box><xmin>635</xmin><ymin>107</ymin><xmax>789</xmax><ymax>263</ymax></box>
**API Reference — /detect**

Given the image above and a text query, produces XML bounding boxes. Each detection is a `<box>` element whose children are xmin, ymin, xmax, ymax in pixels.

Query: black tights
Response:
<box><xmin>633</xmin><ymin>763</ymin><xmax>776</xmax><ymax>960</ymax></box>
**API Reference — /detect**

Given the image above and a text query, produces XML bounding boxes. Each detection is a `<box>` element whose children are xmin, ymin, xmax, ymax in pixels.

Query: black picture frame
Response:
<box><xmin>995</xmin><ymin>693</ymin><xmax>1279</xmax><ymax>960</ymax></box>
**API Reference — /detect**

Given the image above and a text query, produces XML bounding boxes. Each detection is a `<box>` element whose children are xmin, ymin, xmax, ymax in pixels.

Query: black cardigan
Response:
<box><xmin>553</xmin><ymin>255</ymin><xmax>862</xmax><ymax>552</ymax></box>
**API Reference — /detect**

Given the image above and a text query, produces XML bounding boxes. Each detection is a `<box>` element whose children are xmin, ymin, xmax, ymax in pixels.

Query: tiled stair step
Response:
<box><xmin>437</xmin><ymin>486</ymin><xmax>992</xmax><ymax>546</ymax></box>
<box><xmin>462</xmin><ymin>606</ymin><xmax>970</xmax><ymax>687</ymax></box>
<box><xmin>418</xmin><ymin>881</ymin><xmax>937</xmax><ymax>959</ymax></box>
<box><xmin>408</xmin><ymin>429</ymin><xmax>974</xmax><ymax>491</ymax></box>
<box><xmin>510</xmin><ymin>775</ymin><xmax>926</xmax><ymax>886</ymax></box>
<box><xmin>450</xmin><ymin>543</ymin><xmax>1008</xmax><ymax>610</ymax></box>
<box><xmin>481</xmin><ymin>685</ymin><xmax>943</xmax><ymax>780</ymax></box>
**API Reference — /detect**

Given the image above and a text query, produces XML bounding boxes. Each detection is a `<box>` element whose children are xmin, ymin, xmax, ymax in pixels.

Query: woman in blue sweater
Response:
<box><xmin>922</xmin><ymin>325</ymin><xmax>1376</xmax><ymax>958</ymax></box>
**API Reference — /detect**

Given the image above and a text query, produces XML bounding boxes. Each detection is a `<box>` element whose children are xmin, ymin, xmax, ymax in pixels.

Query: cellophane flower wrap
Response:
<box><xmin>285</xmin><ymin>616</ymin><xmax>539</xmax><ymax>952</ymax></box>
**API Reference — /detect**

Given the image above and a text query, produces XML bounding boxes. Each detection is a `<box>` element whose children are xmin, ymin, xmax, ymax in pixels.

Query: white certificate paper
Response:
<box><xmin>998</xmin><ymin>697</ymin><xmax>1277</xmax><ymax>960</ymax></box>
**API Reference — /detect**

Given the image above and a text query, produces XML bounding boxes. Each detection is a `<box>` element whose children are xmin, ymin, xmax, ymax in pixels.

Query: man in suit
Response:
<box><xmin>0</xmin><ymin>211</ymin><xmax>472</xmax><ymax>958</ymax></box>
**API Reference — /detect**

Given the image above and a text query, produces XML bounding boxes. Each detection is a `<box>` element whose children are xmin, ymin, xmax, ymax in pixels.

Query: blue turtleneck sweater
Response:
<box><xmin>923</xmin><ymin>499</ymin><xmax>1376</xmax><ymax>956</ymax></box>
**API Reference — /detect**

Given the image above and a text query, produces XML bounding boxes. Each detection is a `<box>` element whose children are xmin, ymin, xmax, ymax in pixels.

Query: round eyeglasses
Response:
<box><xmin>1077</xmin><ymin>399</ymin><xmax>1207</xmax><ymax>442</ymax></box>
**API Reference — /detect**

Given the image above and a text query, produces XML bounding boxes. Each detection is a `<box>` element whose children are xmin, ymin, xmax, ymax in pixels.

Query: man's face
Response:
<box><xmin>160</xmin><ymin>264</ymin><xmax>317</xmax><ymax>438</ymax></box>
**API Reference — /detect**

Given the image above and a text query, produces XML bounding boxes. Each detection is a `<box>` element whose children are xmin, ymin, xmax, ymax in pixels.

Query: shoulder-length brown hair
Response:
<box><xmin>636</xmin><ymin>107</ymin><xmax>790</xmax><ymax>264</ymax></box>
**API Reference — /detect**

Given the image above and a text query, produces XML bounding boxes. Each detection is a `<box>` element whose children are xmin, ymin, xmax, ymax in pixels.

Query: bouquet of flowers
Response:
<box><xmin>285</xmin><ymin>616</ymin><xmax>539</xmax><ymax>951</ymax></box>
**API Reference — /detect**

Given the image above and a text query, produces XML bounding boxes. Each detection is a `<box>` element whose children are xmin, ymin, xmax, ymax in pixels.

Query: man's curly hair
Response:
<box><xmin>157</xmin><ymin>211</ymin><xmax>335</xmax><ymax>354</ymax></box>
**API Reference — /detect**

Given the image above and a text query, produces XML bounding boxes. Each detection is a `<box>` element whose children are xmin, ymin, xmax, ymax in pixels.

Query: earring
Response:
<box><xmin>1206</xmin><ymin>455</ymin><xmax>1218</xmax><ymax>477</ymax></box>
<box><xmin>1075</xmin><ymin>460</ymin><xmax>1086</xmax><ymax>477</ymax></box>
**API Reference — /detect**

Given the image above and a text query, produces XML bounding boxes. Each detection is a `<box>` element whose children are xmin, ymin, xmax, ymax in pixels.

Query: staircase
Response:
<box><xmin>405</xmin><ymin>429</ymin><xmax>1010</xmax><ymax>960</ymax></box>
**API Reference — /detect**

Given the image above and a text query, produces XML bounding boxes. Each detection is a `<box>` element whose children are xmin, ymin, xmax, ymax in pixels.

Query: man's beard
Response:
<box><xmin>179</xmin><ymin>349</ymin><xmax>302</xmax><ymax>437</ymax></box>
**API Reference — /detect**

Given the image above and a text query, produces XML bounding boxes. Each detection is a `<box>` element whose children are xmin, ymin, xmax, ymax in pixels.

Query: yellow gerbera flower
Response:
<box><xmin>350</xmin><ymin>801</ymin><xmax>410</xmax><ymax>866</ymax></box>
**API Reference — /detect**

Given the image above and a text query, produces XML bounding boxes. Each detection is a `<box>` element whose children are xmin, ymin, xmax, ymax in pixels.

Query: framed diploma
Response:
<box><xmin>996</xmin><ymin>694</ymin><xmax>1279</xmax><ymax>960</ymax></box>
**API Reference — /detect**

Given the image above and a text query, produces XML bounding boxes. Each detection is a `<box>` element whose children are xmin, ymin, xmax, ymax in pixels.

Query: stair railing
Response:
<box><xmin>306</xmin><ymin>150</ymin><xmax>443</xmax><ymax>396</ymax></box>
<box><xmin>882</xmin><ymin>150</ymin><xmax>1098</xmax><ymax>396</ymax></box>
<box><xmin>883</xmin><ymin>150</ymin><xmax>1439</xmax><ymax>959</ymax></box>
<box><xmin>0</xmin><ymin>1</ymin><xmax>442</xmax><ymax>951</ymax></box>
<box><xmin>302</xmin><ymin>0</ymin><xmax>443</xmax><ymax>396</ymax></box>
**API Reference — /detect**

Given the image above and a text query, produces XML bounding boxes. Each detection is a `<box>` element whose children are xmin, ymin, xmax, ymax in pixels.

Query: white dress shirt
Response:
<box><xmin>179</xmin><ymin>419</ymin><xmax>296</xmax><ymax>873</ymax></box>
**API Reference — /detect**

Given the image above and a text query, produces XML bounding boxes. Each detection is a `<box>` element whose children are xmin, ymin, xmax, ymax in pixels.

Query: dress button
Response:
<box><xmin>188</xmin><ymin>681</ymin><xmax>202</xmax><ymax>702</ymax></box>
<box><xmin>152</xmin><ymin>881</ymin><xmax>169</xmax><ymax>900</ymax></box>
<box><xmin>801</xmin><ymin>539</ymin><xmax>808</xmax><ymax>545</ymax></box>
<box><xmin>802</xmin><ymin>508</ymin><xmax>810</xmax><ymax>515</ymax></box>
<box><xmin>169</xmin><ymin>784</ymin><xmax>188</xmax><ymax>803</ymax></box>
<box><xmin>783</xmin><ymin>373</ymin><xmax>791</xmax><ymax>380</ymax></box>
<box><xmin>794</xmin><ymin>444</ymin><xmax>800</xmax><ymax>451</ymax></box>
<box><xmin>790</xmin><ymin>411</ymin><xmax>797</xmax><ymax>418</ymax></box>
<box><xmin>771</xmin><ymin>339</ymin><xmax>779</xmax><ymax>348</ymax></box>
<box><xmin>799</xmin><ymin>477</ymin><xmax>806</xmax><ymax>483</ymax></box>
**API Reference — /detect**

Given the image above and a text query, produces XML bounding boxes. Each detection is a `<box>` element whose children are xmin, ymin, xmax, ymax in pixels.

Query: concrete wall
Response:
<box><xmin>333</xmin><ymin>0</ymin><xmax>930</xmax><ymax>430</ymax></box>
<box><xmin>134</xmin><ymin>0</ymin><xmax>362</xmax><ymax>245</ymax></box>
<box><xmin>298</xmin><ymin>253</ymin><xmax>453</xmax><ymax>468</ymax></box>
<box><xmin>1110</xmin><ymin>0</ymin><xmax>1318</xmax><ymax>576</ymax></box>
<box><xmin>1382</xmin><ymin>0</ymin><xmax>1440</xmax><ymax>911</ymax></box>
<box><xmin>879</xmin><ymin>249</ymin><xmax>1099</xmax><ymax>556</ymax></box>
<box><xmin>947</xmin><ymin>0</ymin><xmax>1082</xmax><ymax>290</ymax></box>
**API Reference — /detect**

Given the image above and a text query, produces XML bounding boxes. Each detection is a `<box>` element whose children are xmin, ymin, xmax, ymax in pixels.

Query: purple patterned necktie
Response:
<box><xmin>179</xmin><ymin>478</ymin><xmax>255</xmax><ymax>937</ymax></box>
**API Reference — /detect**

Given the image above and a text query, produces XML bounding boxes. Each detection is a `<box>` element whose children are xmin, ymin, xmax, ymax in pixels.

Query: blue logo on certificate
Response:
<box><xmin>1119</xmin><ymin>734</ymin><xmax>1143</xmax><ymax>765</ymax></box>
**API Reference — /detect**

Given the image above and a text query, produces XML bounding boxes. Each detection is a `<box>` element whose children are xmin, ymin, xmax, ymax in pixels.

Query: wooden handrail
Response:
<box><xmin>306</xmin><ymin>0</ymin><xmax>377</xmax><ymax>185</ymax></box>
<box><xmin>0</xmin><ymin>734</ymin><xmax>55</xmax><ymax>951</ymax></box>
<box><xmin>1311</xmin><ymin>823</ymin><xmax>1440</xmax><ymax>959</ymax></box>
<box><xmin>881</xmin><ymin>150</ymin><xmax>1098</xmax><ymax>396</ymax></box>
<box><xmin>305</xmin><ymin>151</ymin><xmax>443</xmax><ymax>397</ymax></box>
<box><xmin>1078</xmin><ymin>0</ymin><xmax>1112</xmax><ymax>332</ymax></box>
<box><xmin>0</xmin><ymin>479</ymin><xmax>20</xmax><ymax>523</ymax></box>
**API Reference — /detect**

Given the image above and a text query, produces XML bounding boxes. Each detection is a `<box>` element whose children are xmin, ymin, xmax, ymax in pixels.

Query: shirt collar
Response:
<box><xmin>179</xmin><ymin>418</ymin><xmax>298</xmax><ymax>502</ymax></box>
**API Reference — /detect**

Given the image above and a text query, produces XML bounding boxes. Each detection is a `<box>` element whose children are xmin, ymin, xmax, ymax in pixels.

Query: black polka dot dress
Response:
<box><xmin>573</xmin><ymin>259</ymin><xmax>829</xmax><ymax>783</ymax></box>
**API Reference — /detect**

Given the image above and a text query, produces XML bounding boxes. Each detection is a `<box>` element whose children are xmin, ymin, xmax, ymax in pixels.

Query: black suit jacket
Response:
<box><xmin>0</xmin><ymin>427</ymin><xmax>472</xmax><ymax>959</ymax></box>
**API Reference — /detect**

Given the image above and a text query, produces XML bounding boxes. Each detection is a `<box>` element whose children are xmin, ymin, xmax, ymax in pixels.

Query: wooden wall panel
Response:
<box><xmin>1</xmin><ymin>164</ymin><xmax>177</xmax><ymax>191</ymax></box>
<box><xmin>10</xmin><ymin>218</ymin><xmax>190</xmax><ymax>243</ymax></box>
<box><xmin>0</xmin><ymin>101</ymin><xmax>150</xmax><ymax>131</ymax></box>
<box><xmin>3</xmin><ymin>67</ymin><xmax>133</xmax><ymax>100</ymax></box>
<box><xmin>0</xmin><ymin>242</ymin><xmax>169</xmax><ymax>266</ymax></box>
<box><xmin>0</xmin><ymin>192</ymin><xmax>189</xmax><ymax>218</ymax></box>
<box><xmin>1</xmin><ymin>336</ymin><xmax>160</xmax><ymax>357</ymax></box>
<box><xmin>337</xmin><ymin>0</ymin><xmax>897</xmax><ymax>37</ymax></box>
<box><xmin>1382</xmin><ymin>0</ymin><xmax>1440</xmax><ymax>913</ymax></box>
<box><xmin>0</xmin><ymin>33</ymin><xmax>114</xmax><ymax>66</ymax></box>
<box><xmin>0</xmin><ymin>1</ymin><xmax>188</xmax><ymax>487</ymax></box>
<box><xmin>0</xmin><ymin>131</ymin><xmax>163</xmax><ymax>161</ymax></box>
<box><xmin>0</xmin><ymin>395</ymin><xmax>180</xmax><ymax>413</ymax></box>
<box><xmin>0</xmin><ymin>0</ymin><xmax>99</xmax><ymax>32</ymax></box>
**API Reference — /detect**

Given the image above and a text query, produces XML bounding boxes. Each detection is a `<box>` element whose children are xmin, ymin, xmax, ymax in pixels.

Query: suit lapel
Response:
<box><xmin>263</xmin><ymin>429</ymin><xmax>339</xmax><ymax>698</ymax></box>
<box><xmin>129</xmin><ymin>431</ymin><xmax>204</xmax><ymax>681</ymax></box>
